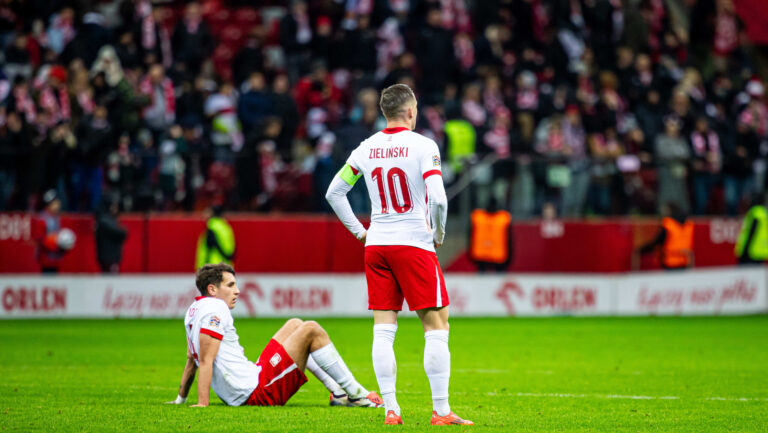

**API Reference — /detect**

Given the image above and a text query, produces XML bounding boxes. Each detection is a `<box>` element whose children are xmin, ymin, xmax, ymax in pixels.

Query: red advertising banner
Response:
<box><xmin>0</xmin><ymin>213</ymin><xmax>751</xmax><ymax>274</ymax></box>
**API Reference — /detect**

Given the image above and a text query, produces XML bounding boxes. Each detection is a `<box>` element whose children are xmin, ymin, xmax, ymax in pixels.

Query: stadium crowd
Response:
<box><xmin>0</xmin><ymin>0</ymin><xmax>766</xmax><ymax>217</ymax></box>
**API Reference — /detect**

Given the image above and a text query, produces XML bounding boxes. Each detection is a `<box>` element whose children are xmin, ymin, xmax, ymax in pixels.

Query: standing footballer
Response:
<box><xmin>325</xmin><ymin>84</ymin><xmax>473</xmax><ymax>426</ymax></box>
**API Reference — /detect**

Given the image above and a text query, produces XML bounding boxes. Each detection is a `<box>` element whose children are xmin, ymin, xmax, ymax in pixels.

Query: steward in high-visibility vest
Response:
<box><xmin>638</xmin><ymin>203</ymin><xmax>694</xmax><ymax>269</ymax></box>
<box><xmin>196</xmin><ymin>207</ymin><xmax>235</xmax><ymax>270</ymax></box>
<box><xmin>660</xmin><ymin>217</ymin><xmax>694</xmax><ymax>268</ymax></box>
<box><xmin>735</xmin><ymin>204</ymin><xmax>768</xmax><ymax>264</ymax></box>
<box><xmin>469</xmin><ymin>208</ymin><xmax>513</xmax><ymax>272</ymax></box>
<box><xmin>444</xmin><ymin>119</ymin><xmax>475</xmax><ymax>174</ymax></box>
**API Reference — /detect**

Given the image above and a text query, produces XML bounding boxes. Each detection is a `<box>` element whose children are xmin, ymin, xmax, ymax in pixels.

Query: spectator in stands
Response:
<box><xmin>171</xmin><ymin>2</ymin><xmax>213</xmax><ymax>77</ymax></box>
<box><xmin>42</xmin><ymin>120</ymin><xmax>76</xmax><ymax>210</ymax></box>
<box><xmin>140</xmin><ymin>63</ymin><xmax>175</xmax><ymax>141</ymax></box>
<box><xmin>134</xmin><ymin>1</ymin><xmax>172</xmax><ymax>68</ymax></box>
<box><xmin>690</xmin><ymin>116</ymin><xmax>722</xmax><ymax>215</ymax></box>
<box><xmin>158</xmin><ymin>125</ymin><xmax>188</xmax><ymax>209</ymax></box>
<box><xmin>0</xmin><ymin>110</ymin><xmax>24</xmax><ymax>210</ymax></box>
<box><xmin>416</xmin><ymin>6</ymin><xmax>457</xmax><ymax>104</ymax></box>
<box><xmin>342</xmin><ymin>14</ymin><xmax>377</xmax><ymax>76</ymax></box>
<box><xmin>280</xmin><ymin>0</ymin><xmax>313</xmax><ymax>82</ymax></box>
<box><xmin>205</xmin><ymin>81</ymin><xmax>242</xmax><ymax>163</ymax></box>
<box><xmin>655</xmin><ymin>116</ymin><xmax>691</xmax><ymax>214</ymax></box>
<box><xmin>4</xmin><ymin>33</ymin><xmax>32</xmax><ymax>80</ymax></box>
<box><xmin>38</xmin><ymin>65</ymin><xmax>70</xmax><ymax>128</ymax></box>
<box><xmin>270</xmin><ymin>74</ymin><xmax>299</xmax><ymax>155</ymax></box>
<box><xmin>46</xmin><ymin>7</ymin><xmax>75</xmax><ymax>55</ymax></box>
<box><xmin>232</xmin><ymin>26</ymin><xmax>265</xmax><ymax>87</ymax></box>
<box><xmin>0</xmin><ymin>0</ymin><xmax>764</xmax><ymax>220</ymax></box>
<box><xmin>238</xmin><ymin>72</ymin><xmax>272</xmax><ymax>139</ymax></box>
<box><xmin>561</xmin><ymin>106</ymin><xmax>589</xmax><ymax>217</ymax></box>
<box><xmin>74</xmin><ymin>103</ymin><xmax>111</xmax><ymax>212</ymax></box>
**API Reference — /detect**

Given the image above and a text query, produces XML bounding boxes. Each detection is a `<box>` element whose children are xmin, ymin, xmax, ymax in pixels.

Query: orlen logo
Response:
<box><xmin>239</xmin><ymin>281</ymin><xmax>265</xmax><ymax>316</ymax></box>
<box><xmin>2</xmin><ymin>286</ymin><xmax>67</xmax><ymax>312</ymax></box>
<box><xmin>496</xmin><ymin>280</ymin><xmax>598</xmax><ymax>315</ymax></box>
<box><xmin>496</xmin><ymin>281</ymin><xmax>524</xmax><ymax>315</ymax></box>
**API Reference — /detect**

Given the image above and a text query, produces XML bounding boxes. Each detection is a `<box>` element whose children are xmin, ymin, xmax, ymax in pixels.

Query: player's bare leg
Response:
<box><xmin>270</xmin><ymin>318</ymin><xmax>304</xmax><ymax>343</ymax></box>
<box><xmin>282</xmin><ymin>321</ymin><xmax>382</xmax><ymax>407</ymax></box>
<box><xmin>270</xmin><ymin>318</ymin><xmax>347</xmax><ymax>400</ymax></box>
<box><xmin>417</xmin><ymin>307</ymin><xmax>473</xmax><ymax>426</ymax></box>
<box><xmin>373</xmin><ymin>310</ymin><xmax>402</xmax><ymax>424</ymax></box>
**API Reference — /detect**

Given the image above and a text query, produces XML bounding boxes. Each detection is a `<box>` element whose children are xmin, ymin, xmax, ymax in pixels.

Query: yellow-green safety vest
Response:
<box><xmin>735</xmin><ymin>205</ymin><xmax>768</xmax><ymax>260</ymax></box>
<box><xmin>196</xmin><ymin>217</ymin><xmax>235</xmax><ymax>269</ymax></box>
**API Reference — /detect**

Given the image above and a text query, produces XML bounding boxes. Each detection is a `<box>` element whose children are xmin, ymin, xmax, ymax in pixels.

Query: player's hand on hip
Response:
<box><xmin>359</xmin><ymin>231</ymin><xmax>367</xmax><ymax>245</ymax></box>
<box><xmin>434</xmin><ymin>240</ymin><xmax>442</xmax><ymax>249</ymax></box>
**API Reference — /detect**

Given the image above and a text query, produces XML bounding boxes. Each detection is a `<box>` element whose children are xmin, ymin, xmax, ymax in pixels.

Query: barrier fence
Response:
<box><xmin>0</xmin><ymin>213</ymin><xmax>746</xmax><ymax>273</ymax></box>
<box><xmin>1</xmin><ymin>266</ymin><xmax>765</xmax><ymax>318</ymax></box>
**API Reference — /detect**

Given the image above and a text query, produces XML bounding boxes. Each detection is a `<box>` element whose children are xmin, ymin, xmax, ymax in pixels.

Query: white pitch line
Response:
<box><xmin>498</xmin><ymin>392</ymin><xmax>767</xmax><ymax>402</ymax></box>
<box><xmin>454</xmin><ymin>368</ymin><xmax>511</xmax><ymax>374</ymax></box>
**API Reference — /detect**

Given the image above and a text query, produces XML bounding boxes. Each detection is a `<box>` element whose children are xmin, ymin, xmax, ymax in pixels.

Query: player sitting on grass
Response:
<box><xmin>166</xmin><ymin>263</ymin><xmax>383</xmax><ymax>408</ymax></box>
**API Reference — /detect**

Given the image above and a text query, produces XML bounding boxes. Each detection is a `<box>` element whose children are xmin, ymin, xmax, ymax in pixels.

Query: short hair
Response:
<box><xmin>379</xmin><ymin>84</ymin><xmax>416</xmax><ymax>120</ymax></box>
<box><xmin>195</xmin><ymin>263</ymin><xmax>235</xmax><ymax>296</ymax></box>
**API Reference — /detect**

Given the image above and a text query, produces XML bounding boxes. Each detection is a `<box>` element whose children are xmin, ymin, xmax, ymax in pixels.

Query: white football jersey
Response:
<box><xmin>347</xmin><ymin>127</ymin><xmax>443</xmax><ymax>252</ymax></box>
<box><xmin>184</xmin><ymin>296</ymin><xmax>260</xmax><ymax>406</ymax></box>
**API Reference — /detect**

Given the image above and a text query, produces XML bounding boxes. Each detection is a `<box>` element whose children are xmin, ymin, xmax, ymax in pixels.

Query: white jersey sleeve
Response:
<box><xmin>184</xmin><ymin>297</ymin><xmax>260</xmax><ymax>406</ymax></box>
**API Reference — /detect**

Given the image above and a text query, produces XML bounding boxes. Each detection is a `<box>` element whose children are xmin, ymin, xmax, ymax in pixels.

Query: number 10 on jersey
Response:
<box><xmin>371</xmin><ymin>167</ymin><xmax>412</xmax><ymax>214</ymax></box>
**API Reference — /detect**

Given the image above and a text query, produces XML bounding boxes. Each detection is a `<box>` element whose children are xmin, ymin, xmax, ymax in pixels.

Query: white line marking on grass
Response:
<box><xmin>706</xmin><ymin>397</ymin><xmax>768</xmax><ymax>402</ymax></box>
<box><xmin>454</xmin><ymin>368</ymin><xmax>511</xmax><ymax>374</ymax></box>
<box><xmin>395</xmin><ymin>390</ymin><xmax>767</xmax><ymax>402</ymax></box>
<box><xmin>494</xmin><ymin>392</ymin><xmax>767</xmax><ymax>402</ymax></box>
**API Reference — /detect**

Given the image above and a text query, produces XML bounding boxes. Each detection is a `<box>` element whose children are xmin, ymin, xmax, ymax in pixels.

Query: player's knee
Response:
<box><xmin>302</xmin><ymin>320</ymin><xmax>324</xmax><ymax>337</ymax></box>
<box><xmin>285</xmin><ymin>318</ymin><xmax>303</xmax><ymax>329</ymax></box>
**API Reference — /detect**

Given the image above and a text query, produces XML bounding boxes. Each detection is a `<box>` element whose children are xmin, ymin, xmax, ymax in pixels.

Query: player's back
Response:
<box><xmin>348</xmin><ymin>127</ymin><xmax>442</xmax><ymax>252</ymax></box>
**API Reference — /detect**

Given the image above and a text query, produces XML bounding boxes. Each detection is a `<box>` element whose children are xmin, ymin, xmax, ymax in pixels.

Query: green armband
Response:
<box><xmin>338</xmin><ymin>164</ymin><xmax>363</xmax><ymax>186</ymax></box>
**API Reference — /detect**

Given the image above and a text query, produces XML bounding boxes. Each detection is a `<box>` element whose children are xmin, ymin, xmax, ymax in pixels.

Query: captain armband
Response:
<box><xmin>338</xmin><ymin>164</ymin><xmax>363</xmax><ymax>186</ymax></box>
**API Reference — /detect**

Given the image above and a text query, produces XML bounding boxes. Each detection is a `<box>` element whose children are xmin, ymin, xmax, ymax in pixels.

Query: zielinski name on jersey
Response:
<box><xmin>369</xmin><ymin>146</ymin><xmax>409</xmax><ymax>159</ymax></box>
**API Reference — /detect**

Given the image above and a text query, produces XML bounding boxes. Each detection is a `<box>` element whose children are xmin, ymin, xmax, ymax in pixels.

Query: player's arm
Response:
<box><xmin>325</xmin><ymin>164</ymin><xmax>367</xmax><ymax>242</ymax></box>
<box><xmin>425</xmin><ymin>174</ymin><xmax>448</xmax><ymax>247</ymax></box>
<box><xmin>179</xmin><ymin>347</ymin><xmax>198</xmax><ymax>398</ymax></box>
<box><xmin>421</xmin><ymin>142</ymin><xmax>447</xmax><ymax>247</ymax></box>
<box><xmin>190</xmin><ymin>333</ymin><xmax>221</xmax><ymax>407</ymax></box>
<box><xmin>166</xmin><ymin>346</ymin><xmax>198</xmax><ymax>404</ymax></box>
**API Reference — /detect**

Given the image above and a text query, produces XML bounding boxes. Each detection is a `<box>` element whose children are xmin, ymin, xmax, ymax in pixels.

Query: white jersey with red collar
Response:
<box><xmin>346</xmin><ymin>127</ymin><xmax>443</xmax><ymax>252</ymax></box>
<box><xmin>184</xmin><ymin>296</ymin><xmax>260</xmax><ymax>406</ymax></box>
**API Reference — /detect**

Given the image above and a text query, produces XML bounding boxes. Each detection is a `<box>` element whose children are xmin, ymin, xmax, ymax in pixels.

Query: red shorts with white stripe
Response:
<box><xmin>365</xmin><ymin>245</ymin><xmax>449</xmax><ymax>311</ymax></box>
<box><xmin>244</xmin><ymin>339</ymin><xmax>308</xmax><ymax>406</ymax></box>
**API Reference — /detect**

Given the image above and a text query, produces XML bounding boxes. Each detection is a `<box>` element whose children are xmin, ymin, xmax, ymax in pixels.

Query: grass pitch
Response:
<box><xmin>1</xmin><ymin>316</ymin><xmax>767</xmax><ymax>432</ymax></box>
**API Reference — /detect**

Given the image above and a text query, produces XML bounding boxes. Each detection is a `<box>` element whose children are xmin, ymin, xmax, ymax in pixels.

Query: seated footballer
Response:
<box><xmin>167</xmin><ymin>263</ymin><xmax>383</xmax><ymax>407</ymax></box>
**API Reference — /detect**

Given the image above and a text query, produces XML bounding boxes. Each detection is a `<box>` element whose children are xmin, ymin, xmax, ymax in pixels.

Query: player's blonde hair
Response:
<box><xmin>379</xmin><ymin>84</ymin><xmax>416</xmax><ymax>120</ymax></box>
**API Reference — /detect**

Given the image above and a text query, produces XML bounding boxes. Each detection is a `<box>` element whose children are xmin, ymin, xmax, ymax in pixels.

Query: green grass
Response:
<box><xmin>1</xmin><ymin>317</ymin><xmax>767</xmax><ymax>432</ymax></box>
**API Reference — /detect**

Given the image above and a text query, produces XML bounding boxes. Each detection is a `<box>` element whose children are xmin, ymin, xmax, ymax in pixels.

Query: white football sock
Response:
<box><xmin>372</xmin><ymin>324</ymin><xmax>400</xmax><ymax>415</ymax></box>
<box><xmin>424</xmin><ymin>330</ymin><xmax>451</xmax><ymax>416</ymax></box>
<box><xmin>306</xmin><ymin>355</ymin><xmax>344</xmax><ymax>396</ymax></box>
<box><xmin>311</xmin><ymin>343</ymin><xmax>367</xmax><ymax>399</ymax></box>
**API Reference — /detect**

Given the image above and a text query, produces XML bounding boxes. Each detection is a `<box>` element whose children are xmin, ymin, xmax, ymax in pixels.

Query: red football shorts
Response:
<box><xmin>244</xmin><ymin>339</ymin><xmax>307</xmax><ymax>406</ymax></box>
<box><xmin>365</xmin><ymin>245</ymin><xmax>449</xmax><ymax>311</ymax></box>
